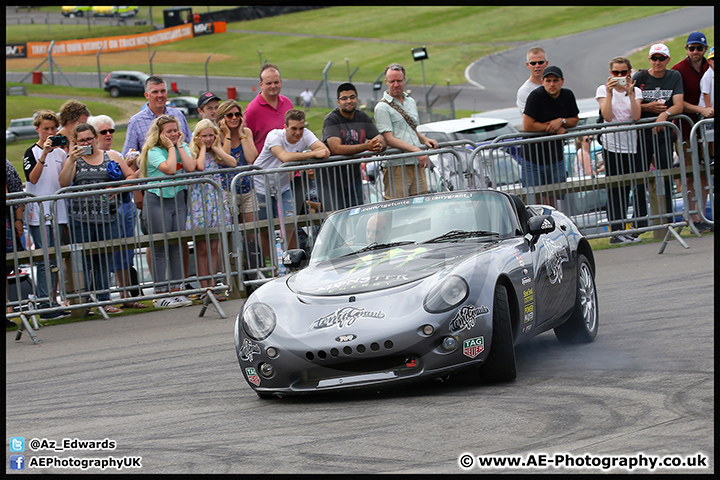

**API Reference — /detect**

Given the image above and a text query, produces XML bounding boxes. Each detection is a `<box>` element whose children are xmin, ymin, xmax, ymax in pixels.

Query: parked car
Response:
<box><xmin>92</xmin><ymin>6</ymin><xmax>139</xmax><ymax>17</ymax></box>
<box><xmin>6</xmin><ymin>117</ymin><xmax>38</xmax><ymax>143</ymax></box>
<box><xmin>166</xmin><ymin>96</ymin><xmax>199</xmax><ymax>117</ymax></box>
<box><xmin>417</xmin><ymin>116</ymin><xmax>523</xmax><ymax>190</ymax></box>
<box><xmin>103</xmin><ymin>70</ymin><xmax>149</xmax><ymax>98</ymax></box>
<box><xmin>61</xmin><ymin>6</ymin><xmax>94</xmax><ymax>17</ymax></box>
<box><xmin>235</xmin><ymin>189</ymin><xmax>599</xmax><ymax>398</ymax></box>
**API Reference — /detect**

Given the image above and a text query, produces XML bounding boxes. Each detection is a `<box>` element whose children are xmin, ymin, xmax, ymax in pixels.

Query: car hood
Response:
<box><xmin>286</xmin><ymin>242</ymin><xmax>498</xmax><ymax>296</ymax></box>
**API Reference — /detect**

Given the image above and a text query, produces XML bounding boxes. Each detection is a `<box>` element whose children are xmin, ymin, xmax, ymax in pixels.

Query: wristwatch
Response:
<box><xmin>561</xmin><ymin>118</ymin><xmax>567</xmax><ymax>125</ymax></box>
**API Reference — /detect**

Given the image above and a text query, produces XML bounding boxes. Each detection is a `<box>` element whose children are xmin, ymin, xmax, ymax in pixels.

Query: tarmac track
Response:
<box><xmin>5</xmin><ymin>234</ymin><xmax>714</xmax><ymax>474</ymax></box>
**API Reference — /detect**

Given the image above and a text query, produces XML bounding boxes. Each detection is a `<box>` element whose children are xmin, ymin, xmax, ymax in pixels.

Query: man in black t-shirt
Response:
<box><xmin>522</xmin><ymin>66</ymin><xmax>579</xmax><ymax>206</ymax></box>
<box><xmin>319</xmin><ymin>83</ymin><xmax>386</xmax><ymax>211</ymax></box>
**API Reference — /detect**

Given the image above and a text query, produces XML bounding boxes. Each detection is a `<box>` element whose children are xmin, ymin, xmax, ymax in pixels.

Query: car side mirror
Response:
<box><xmin>527</xmin><ymin>215</ymin><xmax>555</xmax><ymax>244</ymax></box>
<box><xmin>282</xmin><ymin>249</ymin><xmax>308</xmax><ymax>270</ymax></box>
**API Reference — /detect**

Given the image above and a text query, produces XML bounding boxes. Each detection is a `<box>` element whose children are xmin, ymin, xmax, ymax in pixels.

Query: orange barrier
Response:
<box><xmin>25</xmin><ymin>23</ymin><xmax>195</xmax><ymax>58</ymax></box>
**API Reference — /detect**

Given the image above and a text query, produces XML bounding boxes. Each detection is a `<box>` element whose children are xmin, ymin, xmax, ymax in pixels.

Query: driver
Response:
<box><xmin>365</xmin><ymin>212</ymin><xmax>391</xmax><ymax>244</ymax></box>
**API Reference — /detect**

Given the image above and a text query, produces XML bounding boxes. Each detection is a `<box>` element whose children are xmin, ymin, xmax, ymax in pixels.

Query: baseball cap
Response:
<box><xmin>542</xmin><ymin>65</ymin><xmax>563</xmax><ymax>79</ymax></box>
<box><xmin>708</xmin><ymin>47</ymin><xmax>714</xmax><ymax>60</ymax></box>
<box><xmin>197</xmin><ymin>91</ymin><xmax>221</xmax><ymax>109</ymax></box>
<box><xmin>685</xmin><ymin>31</ymin><xmax>707</xmax><ymax>47</ymax></box>
<box><xmin>648</xmin><ymin>43</ymin><xmax>670</xmax><ymax>59</ymax></box>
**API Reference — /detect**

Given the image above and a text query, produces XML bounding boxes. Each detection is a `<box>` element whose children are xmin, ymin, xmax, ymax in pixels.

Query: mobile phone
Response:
<box><xmin>80</xmin><ymin>145</ymin><xmax>93</xmax><ymax>155</ymax></box>
<box><xmin>615</xmin><ymin>77</ymin><xmax>627</xmax><ymax>86</ymax></box>
<box><xmin>50</xmin><ymin>134</ymin><xmax>68</xmax><ymax>147</ymax></box>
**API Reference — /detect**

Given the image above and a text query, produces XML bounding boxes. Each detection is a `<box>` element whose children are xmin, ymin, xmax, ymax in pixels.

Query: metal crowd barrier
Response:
<box><xmin>6</xmin><ymin>117</ymin><xmax>711</xmax><ymax>342</ymax></box>
<box><xmin>468</xmin><ymin>117</ymin><xmax>708</xmax><ymax>252</ymax></box>
<box><xmin>688</xmin><ymin>118</ymin><xmax>715</xmax><ymax>225</ymax></box>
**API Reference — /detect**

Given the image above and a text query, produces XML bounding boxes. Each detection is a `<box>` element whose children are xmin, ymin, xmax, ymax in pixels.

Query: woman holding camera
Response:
<box><xmin>595</xmin><ymin>56</ymin><xmax>643</xmax><ymax>245</ymax></box>
<box><xmin>59</xmin><ymin>123</ymin><xmax>133</xmax><ymax>313</ymax></box>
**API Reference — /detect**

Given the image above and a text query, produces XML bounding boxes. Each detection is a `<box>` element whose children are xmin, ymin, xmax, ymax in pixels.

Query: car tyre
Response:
<box><xmin>478</xmin><ymin>284</ymin><xmax>517</xmax><ymax>383</ymax></box>
<box><xmin>109</xmin><ymin>87</ymin><xmax>120</xmax><ymax>98</ymax></box>
<box><xmin>554</xmin><ymin>254</ymin><xmax>598</xmax><ymax>344</ymax></box>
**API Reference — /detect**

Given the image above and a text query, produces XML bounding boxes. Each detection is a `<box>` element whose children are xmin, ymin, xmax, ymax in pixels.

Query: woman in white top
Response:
<box><xmin>596</xmin><ymin>56</ymin><xmax>642</xmax><ymax>243</ymax></box>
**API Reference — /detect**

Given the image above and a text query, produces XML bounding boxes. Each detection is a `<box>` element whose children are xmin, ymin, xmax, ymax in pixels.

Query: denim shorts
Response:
<box><xmin>520</xmin><ymin>160</ymin><xmax>567</xmax><ymax>188</ymax></box>
<box><xmin>257</xmin><ymin>189</ymin><xmax>295</xmax><ymax>221</ymax></box>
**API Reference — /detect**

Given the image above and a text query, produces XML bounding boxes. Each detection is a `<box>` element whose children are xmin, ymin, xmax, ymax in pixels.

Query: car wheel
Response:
<box><xmin>109</xmin><ymin>87</ymin><xmax>120</xmax><ymax>98</ymax></box>
<box><xmin>478</xmin><ymin>284</ymin><xmax>517</xmax><ymax>383</ymax></box>
<box><xmin>554</xmin><ymin>254</ymin><xmax>598</xmax><ymax>344</ymax></box>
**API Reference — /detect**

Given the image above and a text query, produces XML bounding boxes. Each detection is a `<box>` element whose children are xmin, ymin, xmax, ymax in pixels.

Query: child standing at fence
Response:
<box><xmin>138</xmin><ymin>115</ymin><xmax>196</xmax><ymax>308</ymax></box>
<box><xmin>187</xmin><ymin>119</ymin><xmax>236</xmax><ymax>295</ymax></box>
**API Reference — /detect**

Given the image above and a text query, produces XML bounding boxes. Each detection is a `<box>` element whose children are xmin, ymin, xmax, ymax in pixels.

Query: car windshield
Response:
<box><xmin>310</xmin><ymin>190</ymin><xmax>517</xmax><ymax>264</ymax></box>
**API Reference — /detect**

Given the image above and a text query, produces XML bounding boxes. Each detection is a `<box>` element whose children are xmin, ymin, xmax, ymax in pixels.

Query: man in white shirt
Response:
<box><xmin>516</xmin><ymin>46</ymin><xmax>548</xmax><ymax>117</ymax></box>
<box><xmin>254</xmin><ymin>109</ymin><xmax>330</xmax><ymax>252</ymax></box>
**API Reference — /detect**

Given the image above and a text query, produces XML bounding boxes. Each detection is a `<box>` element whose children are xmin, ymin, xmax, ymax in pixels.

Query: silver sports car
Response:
<box><xmin>235</xmin><ymin>189</ymin><xmax>598</xmax><ymax>398</ymax></box>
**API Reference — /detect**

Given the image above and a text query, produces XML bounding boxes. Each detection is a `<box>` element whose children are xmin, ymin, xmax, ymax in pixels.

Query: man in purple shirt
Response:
<box><xmin>121</xmin><ymin>75</ymin><xmax>192</xmax><ymax>157</ymax></box>
<box><xmin>244</xmin><ymin>63</ymin><xmax>294</xmax><ymax>154</ymax></box>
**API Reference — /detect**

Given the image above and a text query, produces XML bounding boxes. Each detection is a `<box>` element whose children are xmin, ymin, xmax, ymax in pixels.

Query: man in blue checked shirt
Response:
<box><xmin>121</xmin><ymin>75</ymin><xmax>192</xmax><ymax>157</ymax></box>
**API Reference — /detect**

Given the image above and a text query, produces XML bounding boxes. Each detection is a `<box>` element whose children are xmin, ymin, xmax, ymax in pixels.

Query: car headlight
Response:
<box><xmin>242</xmin><ymin>302</ymin><xmax>277</xmax><ymax>341</ymax></box>
<box><xmin>423</xmin><ymin>275</ymin><xmax>469</xmax><ymax>313</ymax></box>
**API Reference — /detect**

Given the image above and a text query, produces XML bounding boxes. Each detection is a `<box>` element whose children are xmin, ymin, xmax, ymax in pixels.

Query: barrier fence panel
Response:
<box><xmin>689</xmin><ymin>118</ymin><xmax>715</xmax><ymax>225</ymax></box>
<box><xmin>6</xmin><ymin>173</ymin><xmax>234</xmax><ymax>324</ymax></box>
<box><xmin>469</xmin><ymin>119</ymin><xmax>695</xmax><ymax>245</ymax></box>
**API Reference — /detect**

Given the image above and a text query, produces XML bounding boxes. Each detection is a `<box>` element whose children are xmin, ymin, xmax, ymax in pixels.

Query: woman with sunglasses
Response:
<box><xmin>138</xmin><ymin>115</ymin><xmax>197</xmax><ymax>308</ymax></box>
<box><xmin>59</xmin><ymin>123</ymin><xmax>134</xmax><ymax>314</ymax></box>
<box><xmin>89</xmin><ymin>115</ymin><xmax>147</xmax><ymax>310</ymax></box>
<box><xmin>217</xmin><ymin>100</ymin><xmax>259</xmax><ymax>224</ymax></box>
<box><xmin>596</xmin><ymin>56</ymin><xmax>643</xmax><ymax>245</ymax></box>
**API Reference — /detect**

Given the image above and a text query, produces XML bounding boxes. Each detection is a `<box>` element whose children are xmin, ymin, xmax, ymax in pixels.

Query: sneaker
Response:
<box><xmin>6</xmin><ymin>319</ymin><xmax>16</xmax><ymax>328</ymax></box>
<box><xmin>610</xmin><ymin>234</ymin><xmax>639</xmax><ymax>245</ymax></box>
<box><xmin>153</xmin><ymin>297</ymin><xmax>184</xmax><ymax>309</ymax></box>
<box><xmin>40</xmin><ymin>309</ymin><xmax>70</xmax><ymax>319</ymax></box>
<box><xmin>693</xmin><ymin>221</ymin><xmax>713</xmax><ymax>233</ymax></box>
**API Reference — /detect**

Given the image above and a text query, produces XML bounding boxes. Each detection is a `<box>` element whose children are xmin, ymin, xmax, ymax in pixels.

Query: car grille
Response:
<box><xmin>305</xmin><ymin>339</ymin><xmax>395</xmax><ymax>361</ymax></box>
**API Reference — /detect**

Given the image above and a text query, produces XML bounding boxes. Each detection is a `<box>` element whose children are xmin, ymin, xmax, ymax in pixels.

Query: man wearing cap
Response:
<box><xmin>522</xmin><ymin>65</ymin><xmax>579</xmax><ymax>206</ymax></box>
<box><xmin>197</xmin><ymin>91</ymin><xmax>221</xmax><ymax>122</ymax></box>
<box><xmin>671</xmin><ymin>32</ymin><xmax>713</xmax><ymax>233</ymax></box>
<box><xmin>632</xmin><ymin>43</ymin><xmax>684</xmax><ymax>226</ymax></box>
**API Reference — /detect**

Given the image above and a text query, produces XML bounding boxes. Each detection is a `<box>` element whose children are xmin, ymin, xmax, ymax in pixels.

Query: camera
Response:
<box><xmin>79</xmin><ymin>145</ymin><xmax>93</xmax><ymax>155</ymax></box>
<box><xmin>615</xmin><ymin>77</ymin><xmax>627</xmax><ymax>86</ymax></box>
<box><xmin>50</xmin><ymin>134</ymin><xmax>68</xmax><ymax>147</ymax></box>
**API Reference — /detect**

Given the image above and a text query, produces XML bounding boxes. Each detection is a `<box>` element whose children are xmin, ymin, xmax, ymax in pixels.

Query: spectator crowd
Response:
<box><xmin>5</xmin><ymin>32</ymin><xmax>715</xmax><ymax>324</ymax></box>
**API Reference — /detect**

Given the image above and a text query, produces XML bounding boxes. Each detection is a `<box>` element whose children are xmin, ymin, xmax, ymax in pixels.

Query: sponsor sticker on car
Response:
<box><xmin>245</xmin><ymin>367</ymin><xmax>261</xmax><ymax>386</ymax></box>
<box><xmin>463</xmin><ymin>336</ymin><xmax>485</xmax><ymax>358</ymax></box>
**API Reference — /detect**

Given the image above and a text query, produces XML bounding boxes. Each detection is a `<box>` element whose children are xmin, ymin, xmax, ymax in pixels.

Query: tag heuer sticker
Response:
<box><xmin>463</xmin><ymin>336</ymin><xmax>484</xmax><ymax>358</ymax></box>
<box><xmin>245</xmin><ymin>367</ymin><xmax>261</xmax><ymax>386</ymax></box>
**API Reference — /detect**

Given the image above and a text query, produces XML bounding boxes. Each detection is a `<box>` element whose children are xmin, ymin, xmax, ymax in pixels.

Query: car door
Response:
<box><xmin>530</xmin><ymin>214</ymin><xmax>574</xmax><ymax>325</ymax></box>
<box><xmin>125</xmin><ymin>74</ymin><xmax>145</xmax><ymax>96</ymax></box>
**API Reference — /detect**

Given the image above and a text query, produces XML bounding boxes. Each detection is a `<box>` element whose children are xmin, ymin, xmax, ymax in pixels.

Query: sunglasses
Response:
<box><xmin>98</xmin><ymin>129</ymin><xmax>115</xmax><ymax>135</ymax></box>
<box><xmin>224</xmin><ymin>112</ymin><xmax>242</xmax><ymax>119</ymax></box>
<box><xmin>650</xmin><ymin>55</ymin><xmax>668</xmax><ymax>62</ymax></box>
<box><xmin>686</xmin><ymin>45</ymin><xmax>706</xmax><ymax>52</ymax></box>
<box><xmin>528</xmin><ymin>60</ymin><xmax>546</xmax><ymax>66</ymax></box>
<box><xmin>611</xmin><ymin>70</ymin><xmax>629</xmax><ymax>76</ymax></box>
